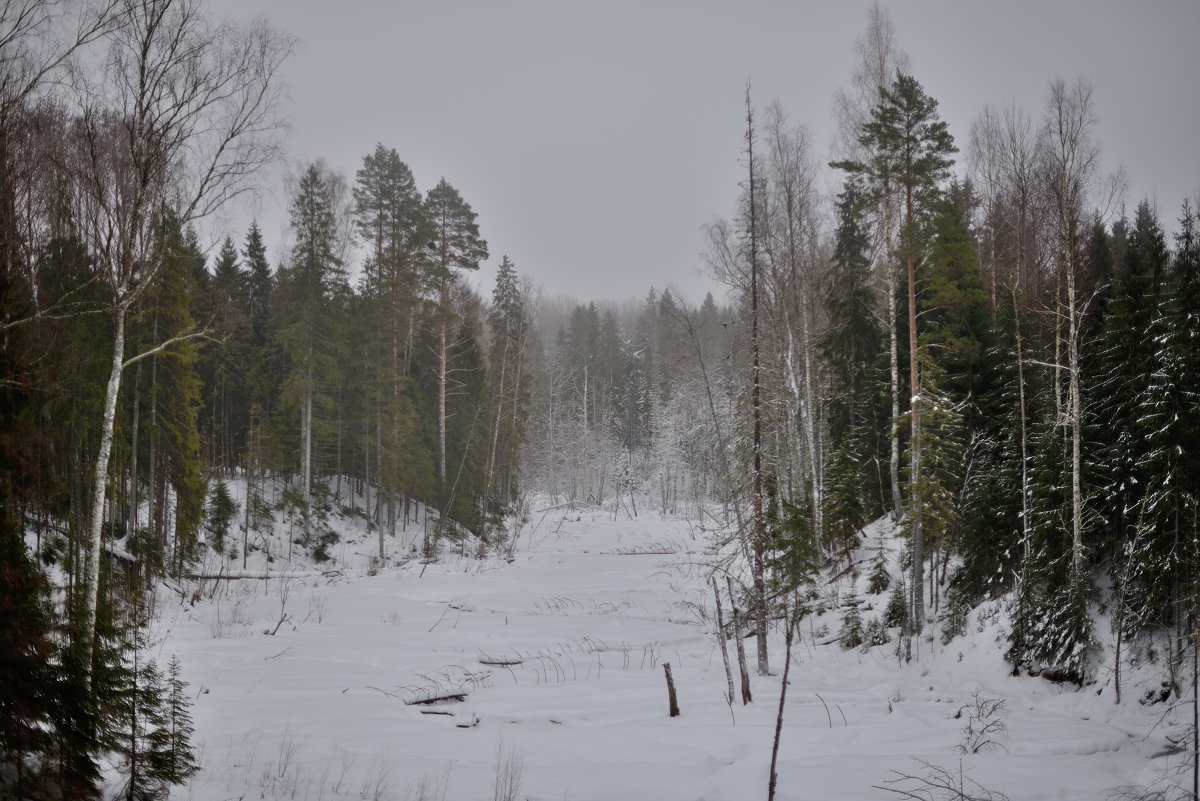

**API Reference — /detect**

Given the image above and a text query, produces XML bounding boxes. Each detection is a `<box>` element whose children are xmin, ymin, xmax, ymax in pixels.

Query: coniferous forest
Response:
<box><xmin>1</xmin><ymin>2</ymin><xmax>1198</xmax><ymax>799</ymax></box>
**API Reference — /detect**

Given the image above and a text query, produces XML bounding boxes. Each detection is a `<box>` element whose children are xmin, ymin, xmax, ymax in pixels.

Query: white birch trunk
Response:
<box><xmin>1068</xmin><ymin>267</ymin><xmax>1083</xmax><ymax>570</ymax></box>
<box><xmin>83</xmin><ymin>307</ymin><xmax>127</xmax><ymax>678</ymax></box>
<box><xmin>885</xmin><ymin>215</ymin><xmax>903</xmax><ymax>521</ymax></box>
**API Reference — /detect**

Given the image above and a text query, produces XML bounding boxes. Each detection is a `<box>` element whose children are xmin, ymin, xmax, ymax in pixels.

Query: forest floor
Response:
<box><xmin>141</xmin><ymin>494</ymin><xmax>1191</xmax><ymax>800</ymax></box>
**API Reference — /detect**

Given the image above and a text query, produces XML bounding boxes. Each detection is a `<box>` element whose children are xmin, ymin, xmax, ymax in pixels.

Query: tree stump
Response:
<box><xmin>663</xmin><ymin>662</ymin><xmax>680</xmax><ymax>718</ymax></box>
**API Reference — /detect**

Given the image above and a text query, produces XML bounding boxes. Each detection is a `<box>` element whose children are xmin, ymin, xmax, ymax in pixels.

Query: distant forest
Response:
<box><xmin>1</xmin><ymin>1</ymin><xmax>1197</xmax><ymax>798</ymax></box>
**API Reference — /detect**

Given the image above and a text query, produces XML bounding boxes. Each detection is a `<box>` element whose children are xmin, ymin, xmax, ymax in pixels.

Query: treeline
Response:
<box><xmin>683</xmin><ymin>10</ymin><xmax>1200</xmax><ymax>691</ymax></box>
<box><xmin>191</xmin><ymin>155</ymin><xmax>533</xmax><ymax>561</ymax></box>
<box><xmin>523</xmin><ymin>290</ymin><xmax>733</xmax><ymax>519</ymax></box>
<box><xmin>0</xmin><ymin>0</ymin><xmax>533</xmax><ymax>796</ymax></box>
<box><xmin>527</xmin><ymin>8</ymin><xmax>1200</xmax><ymax>700</ymax></box>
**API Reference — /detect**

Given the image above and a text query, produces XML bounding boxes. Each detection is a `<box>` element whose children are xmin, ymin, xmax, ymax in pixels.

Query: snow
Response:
<box><xmin>146</xmin><ymin>496</ymin><xmax>1189</xmax><ymax>800</ymax></box>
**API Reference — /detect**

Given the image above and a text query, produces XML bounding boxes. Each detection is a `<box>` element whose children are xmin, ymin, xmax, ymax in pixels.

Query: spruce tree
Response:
<box><xmin>157</xmin><ymin>655</ymin><xmax>198</xmax><ymax>787</ymax></box>
<box><xmin>0</xmin><ymin>516</ymin><xmax>55</xmax><ymax>794</ymax></box>
<box><xmin>821</xmin><ymin>177</ymin><xmax>882</xmax><ymax>446</ymax></box>
<box><xmin>272</xmin><ymin>163</ymin><xmax>349</xmax><ymax>543</ymax></box>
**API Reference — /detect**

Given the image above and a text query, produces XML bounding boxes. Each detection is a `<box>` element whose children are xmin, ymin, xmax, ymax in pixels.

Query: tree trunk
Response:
<box><xmin>728</xmin><ymin>577</ymin><xmax>753</xmax><ymax>704</ymax></box>
<box><xmin>84</xmin><ymin>306</ymin><xmax>128</xmax><ymax>679</ymax></box>
<box><xmin>303</xmin><ymin>360</ymin><xmax>313</xmax><ymax>542</ymax></box>
<box><xmin>746</xmin><ymin>87</ymin><xmax>769</xmax><ymax>677</ymax></box>
<box><xmin>1068</xmin><ymin>265</ymin><xmax>1083</xmax><ymax>572</ymax></box>
<box><xmin>438</xmin><ymin>281</ymin><xmax>448</xmax><ymax>489</ymax></box>
<box><xmin>128</xmin><ymin>365</ymin><xmax>140</xmax><ymax>543</ymax></box>
<box><xmin>906</xmin><ymin>197</ymin><xmax>925</xmax><ymax>645</ymax></box>
<box><xmin>768</xmin><ymin>597</ymin><xmax>800</xmax><ymax>801</ymax></box>
<box><xmin>1014</xmin><ymin>288</ymin><xmax>1030</xmax><ymax>560</ymax></box>
<box><xmin>712</xmin><ymin>577</ymin><xmax>736</xmax><ymax>705</ymax></box>
<box><xmin>886</xmin><ymin>208</ymin><xmax>904</xmax><ymax>521</ymax></box>
<box><xmin>663</xmin><ymin>662</ymin><xmax>680</xmax><ymax>718</ymax></box>
<box><xmin>484</xmin><ymin>346</ymin><xmax>508</xmax><ymax>539</ymax></box>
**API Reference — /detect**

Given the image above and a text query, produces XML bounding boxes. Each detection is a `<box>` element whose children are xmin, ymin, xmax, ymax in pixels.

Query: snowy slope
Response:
<box><xmin>151</xmin><ymin>503</ymin><xmax>1188</xmax><ymax>801</ymax></box>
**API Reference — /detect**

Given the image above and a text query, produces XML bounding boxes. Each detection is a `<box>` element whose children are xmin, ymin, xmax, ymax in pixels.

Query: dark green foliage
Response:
<box><xmin>442</xmin><ymin>310</ymin><xmax>490</xmax><ymax>534</ymax></box>
<box><xmin>126</xmin><ymin>212</ymin><xmax>208</xmax><ymax>574</ymax></box>
<box><xmin>921</xmin><ymin>185</ymin><xmax>995</xmax><ymax>426</ymax></box>
<box><xmin>900</xmin><ymin>355</ymin><xmax>965</xmax><ymax>563</ymax></box>
<box><xmin>941</xmin><ymin>578</ymin><xmax>972</xmax><ymax>644</ymax></box>
<box><xmin>833</xmin><ymin>73</ymin><xmax>957</xmax><ymax>220</ymax></box>
<box><xmin>52</xmin><ymin>626</ymin><xmax>103</xmax><ymax>799</ymax></box>
<box><xmin>205</xmin><ymin>479</ymin><xmax>238</xmax><ymax>554</ymax></box>
<box><xmin>839</xmin><ymin>593</ymin><xmax>865</xmax><ymax>649</ymax></box>
<box><xmin>824</xmin><ymin>439</ymin><xmax>868</xmax><ymax>562</ymax></box>
<box><xmin>484</xmin><ymin>255</ymin><xmax>532</xmax><ymax>526</ymax></box>
<box><xmin>160</xmin><ymin>656</ymin><xmax>198</xmax><ymax>785</ymax></box>
<box><xmin>884</xmin><ymin>580</ymin><xmax>908</xmax><ymax>630</ymax></box>
<box><xmin>111</xmin><ymin>632</ymin><xmax>198</xmax><ymax>799</ymax></box>
<box><xmin>1111</xmin><ymin>200</ymin><xmax>1200</xmax><ymax>648</ymax></box>
<box><xmin>0</xmin><ymin>517</ymin><xmax>54</xmax><ymax>794</ymax></box>
<box><xmin>955</xmin><ymin>296</ymin><xmax>1025</xmax><ymax>602</ymax></box>
<box><xmin>1011</xmin><ymin>568</ymin><xmax>1093</xmax><ymax>684</ymax></box>
<box><xmin>762</xmin><ymin>475</ymin><xmax>818</xmax><ymax>598</ymax></box>
<box><xmin>865</xmin><ymin>616</ymin><xmax>891</xmax><ymax>647</ymax></box>
<box><xmin>867</xmin><ymin>541</ymin><xmax>891</xmax><ymax>595</ymax></box>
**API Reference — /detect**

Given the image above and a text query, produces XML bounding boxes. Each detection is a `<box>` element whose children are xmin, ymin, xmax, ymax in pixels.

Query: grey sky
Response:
<box><xmin>206</xmin><ymin>0</ymin><xmax>1200</xmax><ymax>306</ymax></box>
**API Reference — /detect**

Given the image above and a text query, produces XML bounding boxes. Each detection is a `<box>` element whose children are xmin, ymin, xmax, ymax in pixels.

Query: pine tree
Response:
<box><xmin>353</xmin><ymin>145</ymin><xmax>430</xmax><ymax>544</ymax></box>
<box><xmin>424</xmin><ymin>180</ymin><xmax>488</xmax><ymax>497</ymax></box>
<box><xmin>834</xmin><ymin>72</ymin><xmax>957</xmax><ymax>645</ymax></box>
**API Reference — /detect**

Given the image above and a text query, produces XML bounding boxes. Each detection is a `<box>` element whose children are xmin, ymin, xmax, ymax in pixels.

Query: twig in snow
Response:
<box><xmin>815</xmin><ymin>692</ymin><xmax>832</xmax><ymax>728</ymax></box>
<box><xmin>264</xmin><ymin>644</ymin><xmax>295</xmax><ymax>660</ymax></box>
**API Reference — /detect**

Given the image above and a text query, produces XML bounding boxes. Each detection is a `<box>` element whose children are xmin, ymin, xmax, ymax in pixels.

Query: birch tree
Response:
<box><xmin>1042</xmin><ymin>76</ymin><xmax>1100</xmax><ymax>577</ymax></box>
<box><xmin>67</xmin><ymin>0</ymin><xmax>289</xmax><ymax>674</ymax></box>
<box><xmin>762</xmin><ymin>101</ymin><xmax>824</xmax><ymax>553</ymax></box>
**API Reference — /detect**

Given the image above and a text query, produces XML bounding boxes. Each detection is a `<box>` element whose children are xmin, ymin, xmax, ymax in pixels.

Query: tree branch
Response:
<box><xmin>121</xmin><ymin>327</ymin><xmax>213</xmax><ymax>370</ymax></box>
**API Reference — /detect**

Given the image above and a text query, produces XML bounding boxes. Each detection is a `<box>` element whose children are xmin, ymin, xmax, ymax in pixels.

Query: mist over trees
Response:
<box><xmin>0</xmin><ymin>1</ymin><xmax>1197</xmax><ymax>798</ymax></box>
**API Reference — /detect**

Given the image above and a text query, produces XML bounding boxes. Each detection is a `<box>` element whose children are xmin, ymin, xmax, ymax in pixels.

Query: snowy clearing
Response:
<box><xmin>152</xmin><ymin>507</ymin><xmax>1185</xmax><ymax>801</ymax></box>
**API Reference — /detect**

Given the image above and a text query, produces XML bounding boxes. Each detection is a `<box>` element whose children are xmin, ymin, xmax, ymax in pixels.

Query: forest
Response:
<box><xmin>1</xmin><ymin>1</ymin><xmax>1197</xmax><ymax>799</ymax></box>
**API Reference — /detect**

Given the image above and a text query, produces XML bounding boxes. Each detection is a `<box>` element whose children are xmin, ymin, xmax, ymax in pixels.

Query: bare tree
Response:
<box><xmin>744</xmin><ymin>84</ymin><xmax>768</xmax><ymax>676</ymax></box>
<box><xmin>969</xmin><ymin>101</ymin><xmax>1041</xmax><ymax>568</ymax></box>
<box><xmin>763</xmin><ymin>100</ymin><xmax>824</xmax><ymax>553</ymax></box>
<box><xmin>1042</xmin><ymin>76</ymin><xmax>1101</xmax><ymax>576</ymax></box>
<box><xmin>67</xmin><ymin>0</ymin><xmax>290</xmax><ymax>676</ymax></box>
<box><xmin>0</xmin><ymin>0</ymin><xmax>122</xmax><ymax>305</ymax></box>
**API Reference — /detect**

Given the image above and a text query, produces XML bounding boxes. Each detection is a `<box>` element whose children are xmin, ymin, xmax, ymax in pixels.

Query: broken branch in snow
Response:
<box><xmin>404</xmin><ymin>691</ymin><xmax>469</xmax><ymax>706</ymax></box>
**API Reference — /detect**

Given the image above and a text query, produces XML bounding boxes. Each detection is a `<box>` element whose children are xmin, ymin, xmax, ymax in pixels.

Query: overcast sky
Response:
<box><xmin>204</xmin><ymin>0</ymin><xmax>1200</xmax><ymax>306</ymax></box>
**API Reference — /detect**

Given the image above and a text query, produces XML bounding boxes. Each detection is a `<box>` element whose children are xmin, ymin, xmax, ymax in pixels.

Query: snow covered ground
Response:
<box><xmin>147</xmin><ymin>500</ymin><xmax>1190</xmax><ymax>800</ymax></box>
